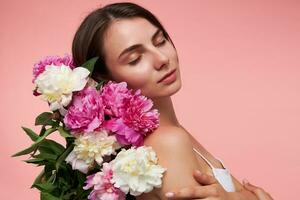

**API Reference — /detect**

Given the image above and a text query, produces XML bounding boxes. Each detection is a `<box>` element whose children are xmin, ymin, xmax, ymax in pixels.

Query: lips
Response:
<box><xmin>157</xmin><ymin>69</ymin><xmax>176</xmax><ymax>83</ymax></box>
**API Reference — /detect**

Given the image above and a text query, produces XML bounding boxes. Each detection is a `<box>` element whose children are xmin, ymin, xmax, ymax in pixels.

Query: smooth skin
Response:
<box><xmin>165</xmin><ymin>170</ymin><xmax>274</xmax><ymax>200</ymax></box>
<box><xmin>101</xmin><ymin>16</ymin><xmax>272</xmax><ymax>200</ymax></box>
<box><xmin>139</xmin><ymin>126</ymin><xmax>258</xmax><ymax>200</ymax></box>
<box><xmin>242</xmin><ymin>179</ymin><xmax>274</xmax><ymax>200</ymax></box>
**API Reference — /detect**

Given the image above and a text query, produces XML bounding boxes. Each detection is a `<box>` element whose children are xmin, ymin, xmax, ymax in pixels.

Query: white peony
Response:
<box><xmin>111</xmin><ymin>146</ymin><xmax>166</xmax><ymax>196</ymax></box>
<box><xmin>34</xmin><ymin>64</ymin><xmax>90</xmax><ymax>115</ymax></box>
<box><xmin>65</xmin><ymin>130</ymin><xmax>122</xmax><ymax>174</ymax></box>
<box><xmin>65</xmin><ymin>150</ymin><xmax>90</xmax><ymax>174</ymax></box>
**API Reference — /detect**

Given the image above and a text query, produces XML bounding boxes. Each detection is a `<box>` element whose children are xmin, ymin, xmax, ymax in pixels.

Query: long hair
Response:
<box><xmin>72</xmin><ymin>1</ymin><xmax>176</xmax><ymax>82</ymax></box>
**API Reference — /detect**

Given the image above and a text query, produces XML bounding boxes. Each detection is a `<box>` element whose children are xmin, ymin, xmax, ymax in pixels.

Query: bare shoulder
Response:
<box><xmin>144</xmin><ymin>125</ymin><xmax>191</xmax><ymax>148</ymax></box>
<box><xmin>143</xmin><ymin>126</ymin><xmax>201</xmax><ymax>199</ymax></box>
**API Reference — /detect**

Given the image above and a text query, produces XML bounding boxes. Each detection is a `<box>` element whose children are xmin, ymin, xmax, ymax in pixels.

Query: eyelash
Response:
<box><xmin>128</xmin><ymin>39</ymin><xmax>167</xmax><ymax>66</ymax></box>
<box><xmin>129</xmin><ymin>56</ymin><xmax>141</xmax><ymax>65</ymax></box>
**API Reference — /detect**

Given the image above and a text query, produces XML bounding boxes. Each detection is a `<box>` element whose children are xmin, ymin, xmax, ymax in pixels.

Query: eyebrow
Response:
<box><xmin>118</xmin><ymin>28</ymin><xmax>163</xmax><ymax>60</ymax></box>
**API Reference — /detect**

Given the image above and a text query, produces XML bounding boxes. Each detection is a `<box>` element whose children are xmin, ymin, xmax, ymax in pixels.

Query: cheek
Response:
<box><xmin>127</xmin><ymin>72</ymin><xmax>150</xmax><ymax>90</ymax></box>
<box><xmin>112</xmin><ymin>62</ymin><xmax>154</xmax><ymax>91</ymax></box>
<box><xmin>168</xmin><ymin>45</ymin><xmax>179</xmax><ymax>64</ymax></box>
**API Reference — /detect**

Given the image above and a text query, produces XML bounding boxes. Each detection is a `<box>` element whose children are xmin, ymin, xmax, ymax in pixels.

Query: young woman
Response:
<box><xmin>72</xmin><ymin>2</ymin><xmax>273</xmax><ymax>199</ymax></box>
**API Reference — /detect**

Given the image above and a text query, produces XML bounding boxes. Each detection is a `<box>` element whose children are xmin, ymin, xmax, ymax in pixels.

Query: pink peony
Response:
<box><xmin>103</xmin><ymin>89</ymin><xmax>159</xmax><ymax>146</ymax></box>
<box><xmin>121</xmin><ymin>89</ymin><xmax>160</xmax><ymax>134</ymax></box>
<box><xmin>100</xmin><ymin>81</ymin><xmax>131</xmax><ymax>117</ymax></box>
<box><xmin>83</xmin><ymin>163</ymin><xmax>125</xmax><ymax>200</ymax></box>
<box><xmin>64</xmin><ymin>87</ymin><xmax>104</xmax><ymax>134</ymax></box>
<box><xmin>32</xmin><ymin>54</ymin><xmax>75</xmax><ymax>83</ymax></box>
<box><xmin>103</xmin><ymin>118</ymin><xmax>144</xmax><ymax>147</ymax></box>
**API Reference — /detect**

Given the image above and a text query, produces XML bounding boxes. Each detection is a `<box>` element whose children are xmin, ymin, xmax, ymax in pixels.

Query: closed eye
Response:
<box><xmin>128</xmin><ymin>56</ymin><xmax>142</xmax><ymax>66</ymax></box>
<box><xmin>128</xmin><ymin>37</ymin><xmax>167</xmax><ymax>66</ymax></box>
<box><xmin>156</xmin><ymin>38</ymin><xmax>166</xmax><ymax>46</ymax></box>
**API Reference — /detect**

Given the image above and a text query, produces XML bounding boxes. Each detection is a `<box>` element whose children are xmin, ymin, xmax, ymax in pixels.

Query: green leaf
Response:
<box><xmin>34</xmin><ymin>182</ymin><xmax>57</xmax><ymax>192</ymax></box>
<box><xmin>46</xmin><ymin>169</ymin><xmax>57</xmax><ymax>184</ymax></box>
<box><xmin>38</xmin><ymin>145</ymin><xmax>56</xmax><ymax>155</ymax></box>
<box><xmin>12</xmin><ymin>143</ymin><xmax>39</xmax><ymax>157</ymax></box>
<box><xmin>58</xmin><ymin>127</ymin><xmax>74</xmax><ymax>138</ymax></box>
<box><xmin>22</xmin><ymin>126</ymin><xmax>39</xmax><ymax>141</ymax></box>
<box><xmin>40</xmin><ymin>192</ymin><xmax>61</xmax><ymax>200</ymax></box>
<box><xmin>76</xmin><ymin>171</ymin><xmax>86</xmax><ymax>184</ymax></box>
<box><xmin>35</xmin><ymin>152</ymin><xmax>58</xmax><ymax>161</ymax></box>
<box><xmin>35</xmin><ymin>127</ymin><xmax>57</xmax><ymax>144</ymax></box>
<box><xmin>44</xmin><ymin>165</ymin><xmax>56</xmax><ymax>178</ymax></box>
<box><xmin>73</xmin><ymin>189</ymin><xmax>90</xmax><ymax>200</ymax></box>
<box><xmin>12</xmin><ymin>127</ymin><xmax>57</xmax><ymax>157</ymax></box>
<box><xmin>39</xmin><ymin>125</ymin><xmax>47</xmax><ymax>136</ymax></box>
<box><xmin>81</xmin><ymin>57</ymin><xmax>99</xmax><ymax>74</ymax></box>
<box><xmin>39</xmin><ymin>140</ymin><xmax>65</xmax><ymax>156</ymax></box>
<box><xmin>61</xmin><ymin>191</ymin><xmax>77</xmax><ymax>199</ymax></box>
<box><xmin>96</xmin><ymin>79</ymin><xmax>106</xmax><ymax>90</ymax></box>
<box><xmin>24</xmin><ymin>158</ymin><xmax>45</xmax><ymax>164</ymax></box>
<box><xmin>31</xmin><ymin>169</ymin><xmax>45</xmax><ymax>188</ymax></box>
<box><xmin>35</xmin><ymin>112</ymin><xmax>54</xmax><ymax>126</ymax></box>
<box><xmin>55</xmin><ymin>144</ymin><xmax>74</xmax><ymax>171</ymax></box>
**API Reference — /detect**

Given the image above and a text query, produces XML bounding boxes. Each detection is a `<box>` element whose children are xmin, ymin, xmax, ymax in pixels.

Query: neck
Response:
<box><xmin>152</xmin><ymin>96</ymin><xmax>181</xmax><ymax>127</ymax></box>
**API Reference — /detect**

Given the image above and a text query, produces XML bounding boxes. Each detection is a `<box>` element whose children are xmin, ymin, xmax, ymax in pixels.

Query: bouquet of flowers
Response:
<box><xmin>13</xmin><ymin>54</ymin><xmax>166</xmax><ymax>200</ymax></box>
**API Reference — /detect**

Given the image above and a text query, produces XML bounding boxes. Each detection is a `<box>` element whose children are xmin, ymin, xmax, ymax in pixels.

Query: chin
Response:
<box><xmin>143</xmin><ymin>75</ymin><xmax>182</xmax><ymax>99</ymax></box>
<box><xmin>157</xmin><ymin>78</ymin><xmax>182</xmax><ymax>98</ymax></box>
<box><xmin>169</xmin><ymin>79</ymin><xmax>182</xmax><ymax>96</ymax></box>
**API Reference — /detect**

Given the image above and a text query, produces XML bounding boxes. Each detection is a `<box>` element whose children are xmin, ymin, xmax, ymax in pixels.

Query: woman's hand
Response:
<box><xmin>242</xmin><ymin>179</ymin><xmax>274</xmax><ymax>200</ymax></box>
<box><xmin>165</xmin><ymin>170</ymin><xmax>232</xmax><ymax>199</ymax></box>
<box><xmin>164</xmin><ymin>169</ymin><xmax>273</xmax><ymax>200</ymax></box>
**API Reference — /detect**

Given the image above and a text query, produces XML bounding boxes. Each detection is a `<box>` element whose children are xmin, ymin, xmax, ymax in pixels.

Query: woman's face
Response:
<box><xmin>102</xmin><ymin>17</ymin><xmax>181</xmax><ymax>99</ymax></box>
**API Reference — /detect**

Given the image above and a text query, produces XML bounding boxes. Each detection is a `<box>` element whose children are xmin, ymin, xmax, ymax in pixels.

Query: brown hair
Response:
<box><xmin>72</xmin><ymin>1</ymin><xmax>176</xmax><ymax>81</ymax></box>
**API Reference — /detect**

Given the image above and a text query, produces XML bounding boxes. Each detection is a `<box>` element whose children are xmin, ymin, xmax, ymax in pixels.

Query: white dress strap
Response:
<box><xmin>216</xmin><ymin>157</ymin><xmax>226</xmax><ymax>169</ymax></box>
<box><xmin>192</xmin><ymin>148</ymin><xmax>235</xmax><ymax>192</ymax></box>
<box><xmin>193</xmin><ymin>147</ymin><xmax>226</xmax><ymax>169</ymax></box>
<box><xmin>193</xmin><ymin>147</ymin><xmax>215</xmax><ymax>169</ymax></box>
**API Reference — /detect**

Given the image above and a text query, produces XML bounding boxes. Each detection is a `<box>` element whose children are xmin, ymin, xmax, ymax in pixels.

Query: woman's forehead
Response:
<box><xmin>104</xmin><ymin>17</ymin><xmax>158</xmax><ymax>58</ymax></box>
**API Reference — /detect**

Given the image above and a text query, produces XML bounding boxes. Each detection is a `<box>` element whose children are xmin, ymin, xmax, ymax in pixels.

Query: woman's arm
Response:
<box><xmin>165</xmin><ymin>170</ymin><xmax>275</xmax><ymax>200</ymax></box>
<box><xmin>143</xmin><ymin>126</ymin><xmax>260</xmax><ymax>200</ymax></box>
<box><xmin>143</xmin><ymin>126</ymin><xmax>204</xmax><ymax>199</ymax></box>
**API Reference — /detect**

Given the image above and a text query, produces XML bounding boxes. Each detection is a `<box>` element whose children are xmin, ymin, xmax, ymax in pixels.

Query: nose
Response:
<box><xmin>152</xmin><ymin>48</ymin><xmax>170</xmax><ymax>70</ymax></box>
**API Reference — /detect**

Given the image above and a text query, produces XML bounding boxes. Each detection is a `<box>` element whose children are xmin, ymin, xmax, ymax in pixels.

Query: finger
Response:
<box><xmin>254</xmin><ymin>189</ymin><xmax>272</xmax><ymax>200</ymax></box>
<box><xmin>165</xmin><ymin>185</ymin><xmax>217</xmax><ymax>199</ymax></box>
<box><xmin>242</xmin><ymin>179</ymin><xmax>257</xmax><ymax>192</ymax></box>
<box><xmin>193</xmin><ymin>170</ymin><xmax>218</xmax><ymax>185</ymax></box>
<box><xmin>243</xmin><ymin>180</ymin><xmax>273</xmax><ymax>200</ymax></box>
<box><xmin>243</xmin><ymin>180</ymin><xmax>264</xmax><ymax>193</ymax></box>
<box><xmin>165</xmin><ymin>191</ymin><xmax>201</xmax><ymax>200</ymax></box>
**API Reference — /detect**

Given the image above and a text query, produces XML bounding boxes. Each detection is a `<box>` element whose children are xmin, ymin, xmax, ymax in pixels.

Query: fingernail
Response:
<box><xmin>165</xmin><ymin>192</ymin><xmax>174</xmax><ymax>198</ymax></box>
<box><xmin>242</xmin><ymin>178</ymin><xmax>249</xmax><ymax>184</ymax></box>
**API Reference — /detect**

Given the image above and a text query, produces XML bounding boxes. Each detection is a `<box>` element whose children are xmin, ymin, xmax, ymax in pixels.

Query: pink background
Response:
<box><xmin>1</xmin><ymin>0</ymin><xmax>299</xmax><ymax>199</ymax></box>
